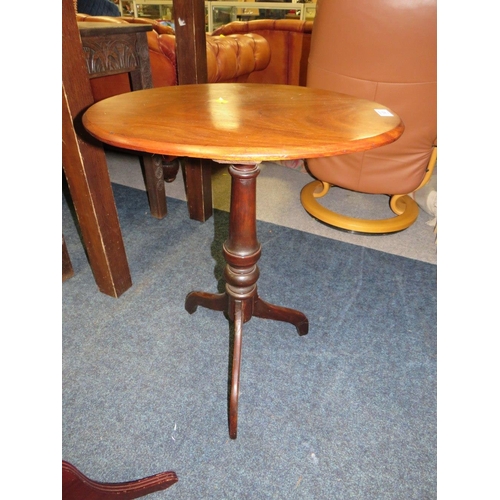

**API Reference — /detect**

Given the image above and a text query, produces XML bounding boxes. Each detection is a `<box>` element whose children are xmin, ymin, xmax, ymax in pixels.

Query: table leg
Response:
<box><xmin>62</xmin><ymin>85</ymin><xmax>132</xmax><ymax>298</ymax></box>
<box><xmin>184</xmin><ymin>163</ymin><xmax>308</xmax><ymax>438</ymax></box>
<box><xmin>141</xmin><ymin>154</ymin><xmax>167</xmax><ymax>219</ymax></box>
<box><xmin>62</xmin><ymin>461</ymin><xmax>178</xmax><ymax>499</ymax></box>
<box><xmin>184</xmin><ymin>158</ymin><xmax>213</xmax><ymax>222</ymax></box>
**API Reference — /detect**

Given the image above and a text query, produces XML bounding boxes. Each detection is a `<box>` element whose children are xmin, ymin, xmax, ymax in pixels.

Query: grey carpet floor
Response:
<box><xmin>63</xmin><ymin>180</ymin><xmax>437</xmax><ymax>499</ymax></box>
<box><xmin>105</xmin><ymin>151</ymin><xmax>437</xmax><ymax>265</ymax></box>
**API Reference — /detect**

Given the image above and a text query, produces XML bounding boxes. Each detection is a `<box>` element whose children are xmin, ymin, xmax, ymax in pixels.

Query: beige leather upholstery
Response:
<box><xmin>306</xmin><ymin>0</ymin><xmax>437</xmax><ymax>196</ymax></box>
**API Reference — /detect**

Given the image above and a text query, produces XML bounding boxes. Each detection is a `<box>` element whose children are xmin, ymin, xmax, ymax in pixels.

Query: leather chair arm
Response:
<box><xmin>148</xmin><ymin>31</ymin><xmax>271</xmax><ymax>86</ymax></box>
<box><xmin>211</xmin><ymin>19</ymin><xmax>313</xmax><ymax>36</ymax></box>
<box><xmin>206</xmin><ymin>34</ymin><xmax>271</xmax><ymax>82</ymax></box>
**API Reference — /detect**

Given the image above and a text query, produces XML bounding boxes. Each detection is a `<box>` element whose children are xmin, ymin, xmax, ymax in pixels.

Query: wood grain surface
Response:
<box><xmin>83</xmin><ymin>83</ymin><xmax>404</xmax><ymax>162</ymax></box>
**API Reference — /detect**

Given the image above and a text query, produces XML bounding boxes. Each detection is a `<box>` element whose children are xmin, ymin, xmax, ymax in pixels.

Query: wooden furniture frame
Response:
<box><xmin>173</xmin><ymin>0</ymin><xmax>213</xmax><ymax>222</ymax></box>
<box><xmin>79</xmin><ymin>21</ymin><xmax>167</xmax><ymax>220</ymax></box>
<box><xmin>63</xmin><ymin>1</ymin><xmax>214</xmax><ymax>295</ymax></box>
<box><xmin>62</xmin><ymin>461</ymin><xmax>178</xmax><ymax>499</ymax></box>
<box><xmin>63</xmin><ymin>0</ymin><xmax>131</xmax><ymax>297</ymax></box>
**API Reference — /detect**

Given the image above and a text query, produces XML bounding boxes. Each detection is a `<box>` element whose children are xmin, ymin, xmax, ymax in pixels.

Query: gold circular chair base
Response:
<box><xmin>300</xmin><ymin>180</ymin><xmax>420</xmax><ymax>235</ymax></box>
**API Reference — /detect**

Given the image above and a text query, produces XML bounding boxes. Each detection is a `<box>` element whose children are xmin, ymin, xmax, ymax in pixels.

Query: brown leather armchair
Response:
<box><xmin>300</xmin><ymin>0</ymin><xmax>437</xmax><ymax>234</ymax></box>
<box><xmin>211</xmin><ymin>19</ymin><xmax>313</xmax><ymax>86</ymax></box>
<box><xmin>75</xmin><ymin>14</ymin><xmax>271</xmax><ymax>101</ymax></box>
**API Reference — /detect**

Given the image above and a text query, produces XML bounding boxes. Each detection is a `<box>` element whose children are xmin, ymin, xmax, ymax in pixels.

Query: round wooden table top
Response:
<box><xmin>83</xmin><ymin>83</ymin><xmax>404</xmax><ymax>163</ymax></box>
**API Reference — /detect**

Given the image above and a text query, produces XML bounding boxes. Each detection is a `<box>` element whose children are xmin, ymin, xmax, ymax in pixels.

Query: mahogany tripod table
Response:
<box><xmin>83</xmin><ymin>83</ymin><xmax>404</xmax><ymax>439</ymax></box>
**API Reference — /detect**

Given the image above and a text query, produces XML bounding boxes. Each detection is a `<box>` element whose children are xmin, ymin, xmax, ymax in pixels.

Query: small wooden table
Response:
<box><xmin>83</xmin><ymin>83</ymin><xmax>404</xmax><ymax>438</ymax></box>
<box><xmin>78</xmin><ymin>21</ymin><xmax>168</xmax><ymax>220</ymax></box>
<box><xmin>78</xmin><ymin>22</ymin><xmax>153</xmax><ymax>87</ymax></box>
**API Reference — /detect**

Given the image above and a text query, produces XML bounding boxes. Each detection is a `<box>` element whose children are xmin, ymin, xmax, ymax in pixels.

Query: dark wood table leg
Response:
<box><xmin>184</xmin><ymin>158</ymin><xmax>213</xmax><ymax>222</ymax></box>
<box><xmin>62</xmin><ymin>461</ymin><xmax>178</xmax><ymax>500</ymax></box>
<box><xmin>63</xmin><ymin>0</ymin><xmax>132</xmax><ymax>297</ymax></box>
<box><xmin>129</xmin><ymin>34</ymin><xmax>168</xmax><ymax>220</ymax></box>
<box><xmin>173</xmin><ymin>0</ymin><xmax>213</xmax><ymax>222</ymax></box>
<box><xmin>62</xmin><ymin>236</ymin><xmax>74</xmax><ymax>282</ymax></box>
<box><xmin>229</xmin><ymin>300</ymin><xmax>244</xmax><ymax>439</ymax></box>
<box><xmin>185</xmin><ymin>163</ymin><xmax>308</xmax><ymax>438</ymax></box>
<box><xmin>62</xmin><ymin>84</ymin><xmax>132</xmax><ymax>298</ymax></box>
<box><xmin>141</xmin><ymin>154</ymin><xmax>168</xmax><ymax>219</ymax></box>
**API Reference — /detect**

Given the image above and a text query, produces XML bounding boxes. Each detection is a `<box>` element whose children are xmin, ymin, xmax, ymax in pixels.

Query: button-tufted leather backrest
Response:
<box><xmin>212</xmin><ymin>19</ymin><xmax>313</xmax><ymax>85</ymax></box>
